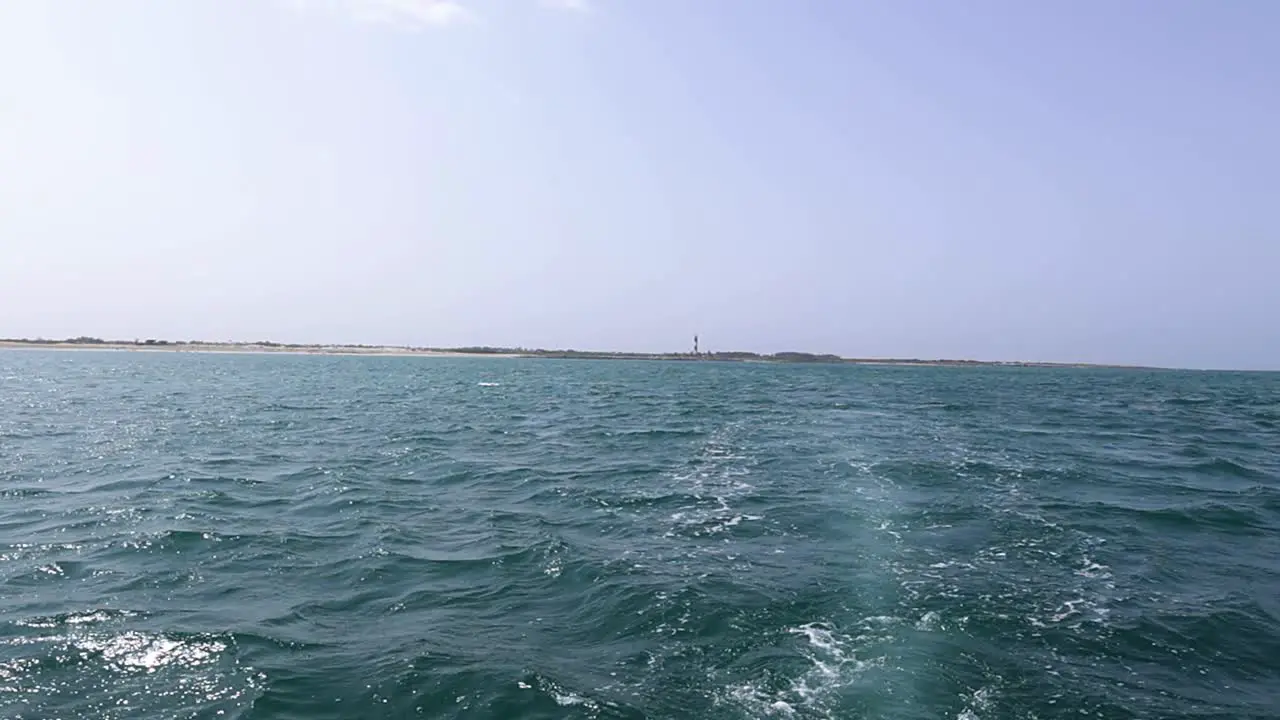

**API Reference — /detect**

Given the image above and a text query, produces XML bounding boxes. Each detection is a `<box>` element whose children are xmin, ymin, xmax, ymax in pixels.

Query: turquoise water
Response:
<box><xmin>2</xmin><ymin>350</ymin><xmax>1278</xmax><ymax>719</ymax></box>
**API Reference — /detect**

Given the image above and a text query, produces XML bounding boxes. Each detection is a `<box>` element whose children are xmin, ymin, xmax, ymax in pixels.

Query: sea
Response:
<box><xmin>2</xmin><ymin>349</ymin><xmax>1278</xmax><ymax>719</ymax></box>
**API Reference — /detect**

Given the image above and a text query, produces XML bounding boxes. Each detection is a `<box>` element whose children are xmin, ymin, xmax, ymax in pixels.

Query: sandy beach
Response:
<box><xmin>0</xmin><ymin>341</ymin><xmax>525</xmax><ymax>358</ymax></box>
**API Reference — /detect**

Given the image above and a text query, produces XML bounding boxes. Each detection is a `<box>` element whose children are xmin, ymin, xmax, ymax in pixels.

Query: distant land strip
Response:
<box><xmin>0</xmin><ymin>336</ymin><xmax>1160</xmax><ymax>370</ymax></box>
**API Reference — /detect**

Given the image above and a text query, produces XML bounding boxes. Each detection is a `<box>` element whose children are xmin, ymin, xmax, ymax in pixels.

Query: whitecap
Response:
<box><xmin>723</xmin><ymin>622</ymin><xmax>884</xmax><ymax>717</ymax></box>
<box><xmin>915</xmin><ymin>611</ymin><xmax>942</xmax><ymax>631</ymax></box>
<box><xmin>956</xmin><ymin>685</ymin><xmax>996</xmax><ymax>720</ymax></box>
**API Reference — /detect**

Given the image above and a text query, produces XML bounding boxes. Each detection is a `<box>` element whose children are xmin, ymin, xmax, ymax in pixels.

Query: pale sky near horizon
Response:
<box><xmin>1</xmin><ymin>1</ymin><xmax>1277</xmax><ymax>369</ymax></box>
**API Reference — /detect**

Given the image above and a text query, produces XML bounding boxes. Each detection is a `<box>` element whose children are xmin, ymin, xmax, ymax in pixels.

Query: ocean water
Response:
<box><xmin>2</xmin><ymin>350</ymin><xmax>1279</xmax><ymax>720</ymax></box>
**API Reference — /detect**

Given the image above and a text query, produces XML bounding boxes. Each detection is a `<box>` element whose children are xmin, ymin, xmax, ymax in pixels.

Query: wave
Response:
<box><xmin>1059</xmin><ymin>499</ymin><xmax>1275</xmax><ymax>535</ymax></box>
<box><xmin>0</xmin><ymin>486</ymin><xmax>53</xmax><ymax>499</ymax></box>
<box><xmin>11</xmin><ymin>608</ymin><xmax>140</xmax><ymax>630</ymax></box>
<box><xmin>0</xmin><ymin>626</ymin><xmax>261</xmax><ymax>719</ymax></box>
<box><xmin>1182</xmin><ymin>456</ymin><xmax>1269</xmax><ymax>479</ymax></box>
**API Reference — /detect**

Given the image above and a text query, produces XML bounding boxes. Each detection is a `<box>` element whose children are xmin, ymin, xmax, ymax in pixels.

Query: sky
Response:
<box><xmin>1</xmin><ymin>0</ymin><xmax>1277</xmax><ymax>369</ymax></box>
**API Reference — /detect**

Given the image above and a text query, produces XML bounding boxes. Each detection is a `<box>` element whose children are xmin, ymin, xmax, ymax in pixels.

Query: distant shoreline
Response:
<box><xmin>0</xmin><ymin>338</ymin><xmax>1160</xmax><ymax>370</ymax></box>
<box><xmin>0</xmin><ymin>340</ymin><xmax>515</xmax><ymax>359</ymax></box>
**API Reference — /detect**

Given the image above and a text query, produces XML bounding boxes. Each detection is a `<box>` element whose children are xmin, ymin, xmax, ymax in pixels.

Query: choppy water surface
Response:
<box><xmin>2</xmin><ymin>350</ymin><xmax>1279</xmax><ymax>719</ymax></box>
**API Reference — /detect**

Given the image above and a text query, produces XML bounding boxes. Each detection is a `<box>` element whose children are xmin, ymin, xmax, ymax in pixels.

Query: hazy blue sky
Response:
<box><xmin>2</xmin><ymin>1</ymin><xmax>1276</xmax><ymax>368</ymax></box>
